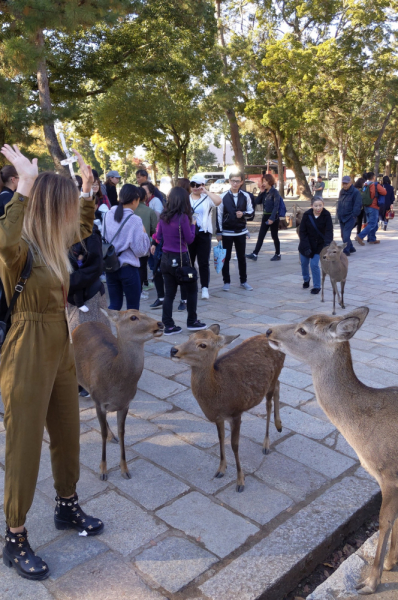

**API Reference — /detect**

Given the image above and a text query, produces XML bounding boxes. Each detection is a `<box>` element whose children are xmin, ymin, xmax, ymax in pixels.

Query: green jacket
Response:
<box><xmin>134</xmin><ymin>202</ymin><xmax>158</xmax><ymax>240</ymax></box>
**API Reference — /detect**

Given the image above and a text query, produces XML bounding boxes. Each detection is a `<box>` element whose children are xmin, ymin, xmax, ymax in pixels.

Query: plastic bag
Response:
<box><xmin>213</xmin><ymin>241</ymin><xmax>226</xmax><ymax>274</ymax></box>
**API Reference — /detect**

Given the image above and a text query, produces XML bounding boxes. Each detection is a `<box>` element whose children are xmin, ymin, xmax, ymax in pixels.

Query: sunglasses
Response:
<box><xmin>190</xmin><ymin>182</ymin><xmax>203</xmax><ymax>188</ymax></box>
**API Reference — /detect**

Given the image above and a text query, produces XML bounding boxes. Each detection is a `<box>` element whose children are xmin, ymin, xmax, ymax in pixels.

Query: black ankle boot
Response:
<box><xmin>3</xmin><ymin>528</ymin><xmax>49</xmax><ymax>581</ymax></box>
<box><xmin>54</xmin><ymin>493</ymin><xmax>104</xmax><ymax>536</ymax></box>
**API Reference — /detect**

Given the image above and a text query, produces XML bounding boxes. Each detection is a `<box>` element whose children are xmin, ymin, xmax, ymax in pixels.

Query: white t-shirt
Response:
<box><xmin>190</xmin><ymin>194</ymin><xmax>215</xmax><ymax>234</ymax></box>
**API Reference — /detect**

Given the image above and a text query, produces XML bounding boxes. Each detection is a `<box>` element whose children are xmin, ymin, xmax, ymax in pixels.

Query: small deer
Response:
<box><xmin>320</xmin><ymin>240</ymin><xmax>348</xmax><ymax>315</ymax></box>
<box><xmin>266</xmin><ymin>307</ymin><xmax>398</xmax><ymax>595</ymax></box>
<box><xmin>171</xmin><ymin>325</ymin><xmax>285</xmax><ymax>492</ymax></box>
<box><xmin>72</xmin><ymin>309</ymin><xmax>164</xmax><ymax>480</ymax></box>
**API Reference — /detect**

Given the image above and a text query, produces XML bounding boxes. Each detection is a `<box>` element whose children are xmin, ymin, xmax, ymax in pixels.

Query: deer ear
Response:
<box><xmin>100</xmin><ymin>308</ymin><xmax>119</xmax><ymax>322</ymax></box>
<box><xmin>329</xmin><ymin>308</ymin><xmax>368</xmax><ymax>341</ymax></box>
<box><xmin>338</xmin><ymin>243</ymin><xmax>348</xmax><ymax>250</ymax></box>
<box><xmin>217</xmin><ymin>334</ymin><xmax>240</xmax><ymax>347</ymax></box>
<box><xmin>208</xmin><ymin>324</ymin><xmax>221</xmax><ymax>335</ymax></box>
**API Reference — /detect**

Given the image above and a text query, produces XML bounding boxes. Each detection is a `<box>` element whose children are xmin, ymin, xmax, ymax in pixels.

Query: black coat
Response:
<box><xmin>0</xmin><ymin>187</ymin><xmax>15</xmax><ymax>218</ymax></box>
<box><xmin>256</xmin><ymin>186</ymin><xmax>281</xmax><ymax>221</ymax></box>
<box><xmin>68</xmin><ymin>225</ymin><xmax>104</xmax><ymax>306</ymax></box>
<box><xmin>298</xmin><ymin>208</ymin><xmax>333</xmax><ymax>258</ymax></box>
<box><xmin>105</xmin><ymin>183</ymin><xmax>118</xmax><ymax>207</ymax></box>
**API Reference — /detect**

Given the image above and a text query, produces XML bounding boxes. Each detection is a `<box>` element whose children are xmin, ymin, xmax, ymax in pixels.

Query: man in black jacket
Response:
<box><xmin>216</xmin><ymin>172</ymin><xmax>254</xmax><ymax>291</ymax></box>
<box><xmin>136</xmin><ymin>169</ymin><xmax>165</xmax><ymax>202</ymax></box>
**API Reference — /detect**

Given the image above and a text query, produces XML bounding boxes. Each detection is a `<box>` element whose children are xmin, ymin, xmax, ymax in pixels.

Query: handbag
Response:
<box><xmin>102</xmin><ymin>213</ymin><xmax>133</xmax><ymax>272</ymax></box>
<box><xmin>175</xmin><ymin>218</ymin><xmax>198</xmax><ymax>283</ymax></box>
<box><xmin>387</xmin><ymin>209</ymin><xmax>395</xmax><ymax>220</ymax></box>
<box><xmin>213</xmin><ymin>241</ymin><xmax>226</xmax><ymax>274</ymax></box>
<box><xmin>0</xmin><ymin>250</ymin><xmax>33</xmax><ymax>349</ymax></box>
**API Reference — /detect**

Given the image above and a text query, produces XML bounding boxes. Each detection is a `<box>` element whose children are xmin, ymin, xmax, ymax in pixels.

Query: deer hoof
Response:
<box><xmin>109</xmin><ymin>436</ymin><xmax>119</xmax><ymax>444</ymax></box>
<box><xmin>262</xmin><ymin>447</ymin><xmax>270</xmax><ymax>455</ymax></box>
<box><xmin>99</xmin><ymin>473</ymin><xmax>108</xmax><ymax>481</ymax></box>
<box><xmin>214</xmin><ymin>471</ymin><xmax>225</xmax><ymax>479</ymax></box>
<box><xmin>356</xmin><ymin>578</ymin><xmax>378</xmax><ymax>594</ymax></box>
<box><xmin>236</xmin><ymin>484</ymin><xmax>245</xmax><ymax>493</ymax></box>
<box><xmin>122</xmin><ymin>471</ymin><xmax>132</xmax><ymax>480</ymax></box>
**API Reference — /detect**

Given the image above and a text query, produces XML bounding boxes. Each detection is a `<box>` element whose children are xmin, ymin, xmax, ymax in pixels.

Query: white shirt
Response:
<box><xmin>149</xmin><ymin>196</ymin><xmax>164</xmax><ymax>216</ymax></box>
<box><xmin>190</xmin><ymin>193</ymin><xmax>215</xmax><ymax>234</ymax></box>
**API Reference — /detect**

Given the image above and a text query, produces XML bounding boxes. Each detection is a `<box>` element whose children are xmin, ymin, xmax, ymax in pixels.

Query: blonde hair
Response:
<box><xmin>23</xmin><ymin>172</ymin><xmax>80</xmax><ymax>285</ymax></box>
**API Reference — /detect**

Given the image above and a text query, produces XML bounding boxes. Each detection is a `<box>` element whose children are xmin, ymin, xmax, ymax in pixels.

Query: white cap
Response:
<box><xmin>190</xmin><ymin>174</ymin><xmax>206</xmax><ymax>185</ymax></box>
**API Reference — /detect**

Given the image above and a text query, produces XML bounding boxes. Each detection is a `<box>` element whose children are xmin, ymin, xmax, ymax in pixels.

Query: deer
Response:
<box><xmin>170</xmin><ymin>325</ymin><xmax>285</xmax><ymax>492</ymax></box>
<box><xmin>320</xmin><ymin>240</ymin><xmax>348</xmax><ymax>315</ymax></box>
<box><xmin>266</xmin><ymin>307</ymin><xmax>398</xmax><ymax>595</ymax></box>
<box><xmin>72</xmin><ymin>309</ymin><xmax>164</xmax><ymax>481</ymax></box>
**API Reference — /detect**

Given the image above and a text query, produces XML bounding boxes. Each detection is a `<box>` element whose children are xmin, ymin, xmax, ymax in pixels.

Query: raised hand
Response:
<box><xmin>0</xmin><ymin>144</ymin><xmax>38</xmax><ymax>196</ymax></box>
<box><xmin>72</xmin><ymin>149</ymin><xmax>94</xmax><ymax>193</ymax></box>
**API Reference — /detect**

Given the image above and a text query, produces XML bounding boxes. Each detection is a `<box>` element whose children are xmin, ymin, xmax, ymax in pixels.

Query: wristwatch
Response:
<box><xmin>81</xmin><ymin>191</ymin><xmax>92</xmax><ymax>198</ymax></box>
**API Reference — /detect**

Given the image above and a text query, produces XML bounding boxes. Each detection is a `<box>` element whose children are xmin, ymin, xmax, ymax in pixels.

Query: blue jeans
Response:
<box><xmin>106</xmin><ymin>265</ymin><xmax>141</xmax><ymax>310</ymax></box>
<box><xmin>300</xmin><ymin>253</ymin><xmax>321</xmax><ymax>288</ymax></box>
<box><xmin>339</xmin><ymin>217</ymin><xmax>355</xmax><ymax>253</ymax></box>
<box><xmin>358</xmin><ymin>207</ymin><xmax>379</xmax><ymax>242</ymax></box>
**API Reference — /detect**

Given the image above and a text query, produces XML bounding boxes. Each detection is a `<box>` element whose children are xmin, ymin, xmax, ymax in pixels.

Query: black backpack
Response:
<box><xmin>0</xmin><ymin>250</ymin><xmax>33</xmax><ymax>349</ymax></box>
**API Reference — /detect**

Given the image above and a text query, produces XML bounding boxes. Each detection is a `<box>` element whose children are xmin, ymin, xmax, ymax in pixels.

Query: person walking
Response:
<box><xmin>217</xmin><ymin>172</ymin><xmax>254</xmax><ymax>290</ymax></box>
<box><xmin>380</xmin><ymin>176</ymin><xmax>394</xmax><ymax>230</ymax></box>
<box><xmin>298</xmin><ymin>199</ymin><xmax>333</xmax><ymax>294</ymax></box>
<box><xmin>354</xmin><ymin>177</ymin><xmax>367</xmax><ymax>234</ymax></box>
<box><xmin>188</xmin><ymin>174</ymin><xmax>222</xmax><ymax>300</ymax></box>
<box><xmin>103</xmin><ymin>184</ymin><xmax>150</xmax><ymax>310</ymax></box>
<box><xmin>246</xmin><ymin>173</ymin><xmax>281</xmax><ymax>262</ymax></box>
<box><xmin>134</xmin><ymin>187</ymin><xmax>158</xmax><ymax>300</ymax></box>
<box><xmin>0</xmin><ymin>165</ymin><xmax>19</xmax><ymax>217</ymax></box>
<box><xmin>313</xmin><ymin>175</ymin><xmax>325</xmax><ymax>199</ymax></box>
<box><xmin>105</xmin><ymin>170</ymin><xmax>121</xmax><ymax>207</ymax></box>
<box><xmin>157</xmin><ymin>186</ymin><xmax>206</xmax><ymax>335</ymax></box>
<box><xmin>337</xmin><ymin>176</ymin><xmax>362</xmax><ymax>256</ymax></box>
<box><xmin>354</xmin><ymin>172</ymin><xmax>387</xmax><ymax>246</ymax></box>
<box><xmin>0</xmin><ymin>144</ymin><xmax>104</xmax><ymax>581</ymax></box>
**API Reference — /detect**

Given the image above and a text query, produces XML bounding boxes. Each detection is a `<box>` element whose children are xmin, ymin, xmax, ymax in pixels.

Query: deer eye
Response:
<box><xmin>130</xmin><ymin>316</ymin><xmax>138</xmax><ymax>321</ymax></box>
<box><xmin>298</xmin><ymin>328</ymin><xmax>307</xmax><ymax>336</ymax></box>
<box><xmin>199</xmin><ymin>343</ymin><xmax>207</xmax><ymax>348</ymax></box>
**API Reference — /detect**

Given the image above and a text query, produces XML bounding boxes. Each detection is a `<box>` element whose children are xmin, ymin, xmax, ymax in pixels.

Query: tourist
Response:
<box><xmin>354</xmin><ymin>172</ymin><xmax>386</xmax><ymax>246</ymax></box>
<box><xmin>217</xmin><ymin>172</ymin><xmax>254</xmax><ymax>290</ymax></box>
<box><xmin>134</xmin><ymin>186</ymin><xmax>158</xmax><ymax>300</ymax></box>
<box><xmin>354</xmin><ymin>177</ymin><xmax>367</xmax><ymax>234</ymax></box>
<box><xmin>141</xmin><ymin>180</ymin><xmax>164</xmax><ymax>217</ymax></box>
<box><xmin>313</xmin><ymin>175</ymin><xmax>325</xmax><ymax>199</ymax></box>
<box><xmin>136</xmin><ymin>169</ymin><xmax>165</xmax><ymax>202</ymax></box>
<box><xmin>380</xmin><ymin>176</ymin><xmax>395</xmax><ymax>230</ymax></box>
<box><xmin>298</xmin><ymin>198</ymin><xmax>333</xmax><ymax>294</ymax></box>
<box><xmin>247</xmin><ymin>173</ymin><xmax>281</xmax><ymax>262</ymax></box>
<box><xmin>105</xmin><ymin>170</ymin><xmax>121</xmax><ymax>206</ymax></box>
<box><xmin>337</xmin><ymin>176</ymin><xmax>362</xmax><ymax>256</ymax></box>
<box><xmin>0</xmin><ymin>165</ymin><xmax>19</xmax><ymax>217</ymax></box>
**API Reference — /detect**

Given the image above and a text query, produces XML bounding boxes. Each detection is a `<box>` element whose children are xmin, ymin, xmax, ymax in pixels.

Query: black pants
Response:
<box><xmin>254</xmin><ymin>214</ymin><xmax>280</xmax><ymax>255</ymax></box>
<box><xmin>356</xmin><ymin>208</ymin><xmax>367</xmax><ymax>234</ymax></box>
<box><xmin>222</xmin><ymin>235</ymin><xmax>247</xmax><ymax>284</ymax></box>
<box><xmin>153</xmin><ymin>269</ymin><xmax>187</xmax><ymax>301</ymax></box>
<box><xmin>161</xmin><ymin>252</ymin><xmax>197</xmax><ymax>327</ymax></box>
<box><xmin>188</xmin><ymin>231</ymin><xmax>211</xmax><ymax>289</ymax></box>
<box><xmin>139</xmin><ymin>255</ymin><xmax>148</xmax><ymax>288</ymax></box>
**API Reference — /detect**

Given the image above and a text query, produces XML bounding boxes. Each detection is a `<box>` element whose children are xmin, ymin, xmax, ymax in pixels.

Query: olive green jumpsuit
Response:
<box><xmin>0</xmin><ymin>192</ymin><xmax>95</xmax><ymax>527</ymax></box>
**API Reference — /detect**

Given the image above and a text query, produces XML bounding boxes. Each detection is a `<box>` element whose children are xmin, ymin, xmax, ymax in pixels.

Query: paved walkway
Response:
<box><xmin>0</xmin><ymin>206</ymin><xmax>397</xmax><ymax>599</ymax></box>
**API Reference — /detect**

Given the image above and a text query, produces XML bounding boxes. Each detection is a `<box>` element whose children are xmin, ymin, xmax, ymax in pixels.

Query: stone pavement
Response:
<box><xmin>1</xmin><ymin>205</ymin><xmax>398</xmax><ymax>599</ymax></box>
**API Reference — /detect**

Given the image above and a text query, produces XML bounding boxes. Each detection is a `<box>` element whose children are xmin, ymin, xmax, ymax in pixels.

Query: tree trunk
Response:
<box><xmin>283</xmin><ymin>139</ymin><xmax>311</xmax><ymax>199</ymax></box>
<box><xmin>225</xmin><ymin>108</ymin><xmax>245</xmax><ymax>172</ymax></box>
<box><xmin>374</xmin><ymin>105</ymin><xmax>395</xmax><ymax>178</ymax></box>
<box><xmin>314</xmin><ymin>163</ymin><xmax>319</xmax><ymax>179</ymax></box>
<box><xmin>173</xmin><ymin>157</ymin><xmax>180</xmax><ymax>184</ymax></box>
<box><xmin>151</xmin><ymin>161</ymin><xmax>157</xmax><ymax>185</ymax></box>
<box><xmin>35</xmin><ymin>30</ymin><xmax>69</xmax><ymax>176</ymax></box>
<box><xmin>338</xmin><ymin>143</ymin><xmax>345</xmax><ymax>191</ymax></box>
<box><xmin>181</xmin><ymin>150</ymin><xmax>188</xmax><ymax>178</ymax></box>
<box><xmin>269</xmin><ymin>129</ymin><xmax>284</xmax><ymax>197</ymax></box>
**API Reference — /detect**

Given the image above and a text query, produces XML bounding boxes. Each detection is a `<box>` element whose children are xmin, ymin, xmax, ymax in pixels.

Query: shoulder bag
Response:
<box><xmin>308</xmin><ymin>214</ymin><xmax>326</xmax><ymax>240</ymax></box>
<box><xmin>102</xmin><ymin>213</ymin><xmax>133</xmax><ymax>272</ymax></box>
<box><xmin>175</xmin><ymin>218</ymin><xmax>198</xmax><ymax>283</ymax></box>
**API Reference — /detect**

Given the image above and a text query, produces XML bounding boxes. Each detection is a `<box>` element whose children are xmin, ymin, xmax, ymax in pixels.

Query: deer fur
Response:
<box><xmin>171</xmin><ymin>325</ymin><xmax>285</xmax><ymax>492</ymax></box>
<box><xmin>72</xmin><ymin>309</ymin><xmax>164</xmax><ymax>480</ymax></box>
<box><xmin>266</xmin><ymin>307</ymin><xmax>398</xmax><ymax>595</ymax></box>
<box><xmin>320</xmin><ymin>240</ymin><xmax>348</xmax><ymax>315</ymax></box>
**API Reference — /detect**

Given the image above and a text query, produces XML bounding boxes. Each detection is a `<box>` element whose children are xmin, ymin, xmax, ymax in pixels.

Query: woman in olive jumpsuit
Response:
<box><xmin>0</xmin><ymin>145</ymin><xmax>104</xmax><ymax>581</ymax></box>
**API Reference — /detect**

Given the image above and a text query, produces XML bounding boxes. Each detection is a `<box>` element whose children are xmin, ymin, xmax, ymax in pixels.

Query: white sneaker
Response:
<box><xmin>240</xmin><ymin>282</ymin><xmax>253</xmax><ymax>291</ymax></box>
<box><xmin>223</xmin><ymin>283</ymin><xmax>230</xmax><ymax>292</ymax></box>
<box><xmin>202</xmin><ymin>287</ymin><xmax>209</xmax><ymax>300</ymax></box>
<box><xmin>141</xmin><ymin>291</ymin><xmax>149</xmax><ymax>300</ymax></box>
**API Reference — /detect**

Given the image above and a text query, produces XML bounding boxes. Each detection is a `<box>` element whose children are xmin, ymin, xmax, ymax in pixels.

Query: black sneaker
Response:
<box><xmin>150</xmin><ymin>298</ymin><xmax>163</xmax><ymax>309</ymax></box>
<box><xmin>79</xmin><ymin>388</ymin><xmax>90</xmax><ymax>398</ymax></box>
<box><xmin>270</xmin><ymin>254</ymin><xmax>281</xmax><ymax>261</ymax></box>
<box><xmin>246</xmin><ymin>253</ymin><xmax>257</xmax><ymax>261</ymax></box>
<box><xmin>3</xmin><ymin>528</ymin><xmax>49</xmax><ymax>581</ymax></box>
<box><xmin>164</xmin><ymin>326</ymin><xmax>182</xmax><ymax>336</ymax></box>
<box><xmin>178</xmin><ymin>301</ymin><xmax>186</xmax><ymax>311</ymax></box>
<box><xmin>54</xmin><ymin>493</ymin><xmax>104</xmax><ymax>536</ymax></box>
<box><xmin>303</xmin><ymin>280</ymin><xmax>310</xmax><ymax>289</ymax></box>
<box><xmin>187</xmin><ymin>321</ymin><xmax>207</xmax><ymax>331</ymax></box>
<box><xmin>311</xmin><ymin>288</ymin><xmax>321</xmax><ymax>294</ymax></box>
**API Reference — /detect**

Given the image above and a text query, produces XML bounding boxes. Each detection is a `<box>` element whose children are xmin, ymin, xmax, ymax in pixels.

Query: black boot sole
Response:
<box><xmin>3</xmin><ymin>550</ymin><xmax>50</xmax><ymax>581</ymax></box>
<box><xmin>54</xmin><ymin>516</ymin><xmax>104</xmax><ymax>536</ymax></box>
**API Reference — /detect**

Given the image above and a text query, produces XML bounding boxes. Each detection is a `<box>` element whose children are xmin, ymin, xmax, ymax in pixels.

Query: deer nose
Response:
<box><xmin>266</xmin><ymin>328</ymin><xmax>272</xmax><ymax>338</ymax></box>
<box><xmin>170</xmin><ymin>347</ymin><xmax>178</xmax><ymax>357</ymax></box>
<box><xmin>157</xmin><ymin>322</ymin><xmax>164</xmax><ymax>329</ymax></box>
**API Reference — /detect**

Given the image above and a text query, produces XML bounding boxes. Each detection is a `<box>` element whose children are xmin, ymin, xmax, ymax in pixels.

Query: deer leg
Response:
<box><xmin>230</xmin><ymin>415</ymin><xmax>244</xmax><ymax>492</ymax></box>
<box><xmin>340</xmin><ymin>280</ymin><xmax>346</xmax><ymax>309</ymax></box>
<box><xmin>117</xmin><ymin>406</ymin><xmax>131</xmax><ymax>479</ymax></box>
<box><xmin>106</xmin><ymin>419</ymin><xmax>119</xmax><ymax>444</ymax></box>
<box><xmin>95</xmin><ymin>404</ymin><xmax>108</xmax><ymax>481</ymax></box>
<box><xmin>214</xmin><ymin>420</ymin><xmax>227</xmax><ymax>478</ymax></box>
<box><xmin>321</xmin><ymin>271</ymin><xmax>326</xmax><ymax>302</ymax></box>
<box><xmin>356</xmin><ymin>486</ymin><xmax>398</xmax><ymax>594</ymax></box>
<box><xmin>263</xmin><ymin>393</ymin><xmax>273</xmax><ymax>455</ymax></box>
<box><xmin>384</xmin><ymin>517</ymin><xmax>398</xmax><ymax>571</ymax></box>
<box><xmin>331</xmin><ymin>280</ymin><xmax>338</xmax><ymax>315</ymax></box>
<box><xmin>273</xmin><ymin>380</ymin><xmax>282</xmax><ymax>433</ymax></box>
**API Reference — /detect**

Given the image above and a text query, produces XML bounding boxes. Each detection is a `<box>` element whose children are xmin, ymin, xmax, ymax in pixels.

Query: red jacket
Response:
<box><xmin>370</xmin><ymin>182</ymin><xmax>387</xmax><ymax>210</ymax></box>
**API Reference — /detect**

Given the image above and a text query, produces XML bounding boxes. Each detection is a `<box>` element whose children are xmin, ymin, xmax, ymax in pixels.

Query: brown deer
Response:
<box><xmin>266</xmin><ymin>307</ymin><xmax>398</xmax><ymax>595</ymax></box>
<box><xmin>171</xmin><ymin>325</ymin><xmax>285</xmax><ymax>492</ymax></box>
<box><xmin>72</xmin><ymin>309</ymin><xmax>163</xmax><ymax>480</ymax></box>
<box><xmin>320</xmin><ymin>240</ymin><xmax>349</xmax><ymax>315</ymax></box>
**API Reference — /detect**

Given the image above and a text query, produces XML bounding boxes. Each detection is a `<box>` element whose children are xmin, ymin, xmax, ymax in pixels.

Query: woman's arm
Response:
<box><xmin>269</xmin><ymin>189</ymin><xmax>280</xmax><ymax>222</ymax></box>
<box><xmin>206</xmin><ymin>190</ymin><xmax>222</xmax><ymax>206</ymax></box>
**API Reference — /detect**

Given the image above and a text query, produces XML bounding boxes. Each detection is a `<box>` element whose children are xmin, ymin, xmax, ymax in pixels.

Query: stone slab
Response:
<box><xmin>239</xmin><ymin>412</ymin><xmax>291</xmax><ymax>447</ymax></box>
<box><xmin>277</xmin><ymin>434</ymin><xmax>357</xmax><ymax>478</ymax></box>
<box><xmin>217</xmin><ymin>476</ymin><xmax>293</xmax><ymax>525</ymax></box>
<box><xmin>129</xmin><ymin>390</ymin><xmax>173</xmax><ymax>420</ymax></box>
<box><xmin>167</xmin><ymin>388</ymin><xmax>206</xmax><ymax>418</ymax></box>
<box><xmin>101</xmin><ymin>413</ymin><xmax>160</xmax><ymax>446</ymax></box>
<box><xmin>135</xmin><ymin>535</ymin><xmax>217</xmax><ymax>593</ymax></box>
<box><xmin>279</xmin><ymin>406</ymin><xmax>335</xmax><ymax>440</ymax></box>
<box><xmin>78</xmin><ymin>430</ymin><xmax>136</xmax><ymax>474</ymax></box>
<box><xmin>83</xmin><ymin>490</ymin><xmax>168</xmax><ymax>555</ymax></box>
<box><xmin>48</xmin><ymin>551</ymin><xmax>167</xmax><ymax>600</ymax></box>
<box><xmin>137</xmin><ymin>368</ymin><xmax>187</xmax><ymax>399</ymax></box>
<box><xmin>38</xmin><ymin>465</ymin><xmax>109</xmax><ymax>505</ymax></box>
<box><xmin>0</xmin><ymin>566</ymin><xmax>53</xmax><ymax>600</ymax></box>
<box><xmin>107</xmin><ymin>458</ymin><xmax>189</xmax><ymax>510</ymax></box>
<box><xmin>255</xmin><ymin>451</ymin><xmax>328</xmax><ymax>502</ymax></box>
<box><xmin>144</xmin><ymin>354</ymin><xmax>189</xmax><ymax>376</ymax></box>
<box><xmin>26</xmin><ymin>491</ymin><xmax>62</xmax><ymax>550</ymax></box>
<box><xmin>156</xmin><ymin>492</ymin><xmax>259</xmax><ymax>558</ymax></box>
<box><xmin>278</xmin><ymin>366</ymin><xmax>314</xmax><ymax>390</ymax></box>
<box><xmin>135</xmin><ymin>432</ymin><xmax>236</xmax><ymax>493</ymax></box>
<box><xmin>221</xmin><ymin>435</ymin><xmax>266</xmax><ymax>474</ymax></box>
<box><xmin>200</xmin><ymin>476</ymin><xmax>380</xmax><ymax>600</ymax></box>
<box><xmin>152</xmin><ymin>410</ymin><xmax>219</xmax><ymax>448</ymax></box>
<box><xmin>279</xmin><ymin>383</ymin><xmax>314</xmax><ymax>407</ymax></box>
